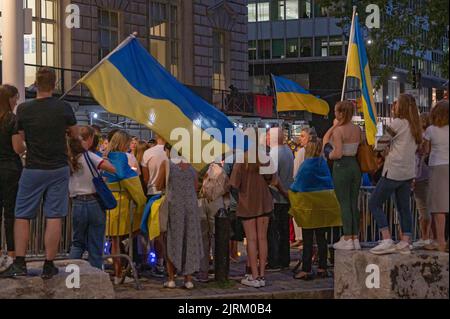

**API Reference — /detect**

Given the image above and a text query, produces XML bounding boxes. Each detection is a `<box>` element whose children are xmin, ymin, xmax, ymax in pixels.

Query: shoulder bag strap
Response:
<box><xmin>83</xmin><ymin>152</ymin><xmax>100</xmax><ymax>178</ymax></box>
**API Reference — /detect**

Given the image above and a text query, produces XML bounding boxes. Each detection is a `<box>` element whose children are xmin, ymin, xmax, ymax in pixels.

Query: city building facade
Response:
<box><xmin>247</xmin><ymin>0</ymin><xmax>448</xmax><ymax>118</ymax></box>
<box><xmin>0</xmin><ymin>0</ymin><xmax>249</xmax><ymax>135</ymax></box>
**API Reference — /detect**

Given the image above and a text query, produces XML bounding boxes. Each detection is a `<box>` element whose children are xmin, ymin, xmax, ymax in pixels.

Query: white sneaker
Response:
<box><xmin>0</xmin><ymin>255</ymin><xmax>13</xmax><ymax>273</ymax></box>
<box><xmin>370</xmin><ymin>239</ymin><xmax>396</xmax><ymax>255</ymax></box>
<box><xmin>353</xmin><ymin>239</ymin><xmax>362</xmax><ymax>250</ymax></box>
<box><xmin>163</xmin><ymin>280</ymin><xmax>176</xmax><ymax>288</ymax></box>
<box><xmin>412</xmin><ymin>239</ymin><xmax>432</xmax><ymax>248</ymax></box>
<box><xmin>184</xmin><ymin>281</ymin><xmax>194</xmax><ymax>289</ymax></box>
<box><xmin>395</xmin><ymin>241</ymin><xmax>411</xmax><ymax>255</ymax></box>
<box><xmin>333</xmin><ymin>237</ymin><xmax>355</xmax><ymax>250</ymax></box>
<box><xmin>241</xmin><ymin>275</ymin><xmax>261</xmax><ymax>288</ymax></box>
<box><xmin>258</xmin><ymin>277</ymin><xmax>266</xmax><ymax>287</ymax></box>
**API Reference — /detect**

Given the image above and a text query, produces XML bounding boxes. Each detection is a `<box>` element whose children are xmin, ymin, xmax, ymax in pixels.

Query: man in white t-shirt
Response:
<box><xmin>141</xmin><ymin>135</ymin><xmax>167</xmax><ymax>196</ymax></box>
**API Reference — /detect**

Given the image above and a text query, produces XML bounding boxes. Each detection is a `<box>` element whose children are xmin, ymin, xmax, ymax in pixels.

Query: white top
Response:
<box><xmin>342</xmin><ymin>143</ymin><xmax>359</xmax><ymax>156</ymax></box>
<box><xmin>126</xmin><ymin>152</ymin><xmax>141</xmax><ymax>175</ymax></box>
<box><xmin>141</xmin><ymin>144</ymin><xmax>168</xmax><ymax>195</ymax></box>
<box><xmin>69</xmin><ymin>151</ymin><xmax>104</xmax><ymax>197</ymax></box>
<box><xmin>382</xmin><ymin>118</ymin><xmax>418</xmax><ymax>181</ymax></box>
<box><xmin>424</xmin><ymin>125</ymin><xmax>449</xmax><ymax>166</ymax></box>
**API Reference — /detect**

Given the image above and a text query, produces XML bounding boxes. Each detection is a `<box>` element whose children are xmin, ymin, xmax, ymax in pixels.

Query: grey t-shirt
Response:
<box><xmin>269</xmin><ymin>145</ymin><xmax>294</xmax><ymax>204</ymax></box>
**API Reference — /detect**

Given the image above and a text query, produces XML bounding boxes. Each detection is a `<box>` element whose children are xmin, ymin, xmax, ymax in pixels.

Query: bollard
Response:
<box><xmin>214</xmin><ymin>207</ymin><xmax>231</xmax><ymax>282</ymax></box>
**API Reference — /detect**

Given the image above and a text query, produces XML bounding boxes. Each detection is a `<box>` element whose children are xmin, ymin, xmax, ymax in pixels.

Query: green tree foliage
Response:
<box><xmin>319</xmin><ymin>0</ymin><xmax>449</xmax><ymax>88</ymax></box>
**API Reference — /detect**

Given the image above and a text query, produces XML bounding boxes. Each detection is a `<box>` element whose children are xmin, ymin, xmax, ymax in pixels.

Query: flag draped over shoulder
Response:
<box><xmin>288</xmin><ymin>157</ymin><xmax>342</xmax><ymax>229</ymax></box>
<box><xmin>79</xmin><ymin>35</ymin><xmax>247</xmax><ymax>171</ymax></box>
<box><xmin>103</xmin><ymin>152</ymin><xmax>147</xmax><ymax>236</ymax></box>
<box><xmin>272</xmin><ymin>75</ymin><xmax>329</xmax><ymax>115</ymax></box>
<box><xmin>345</xmin><ymin>14</ymin><xmax>378</xmax><ymax>145</ymax></box>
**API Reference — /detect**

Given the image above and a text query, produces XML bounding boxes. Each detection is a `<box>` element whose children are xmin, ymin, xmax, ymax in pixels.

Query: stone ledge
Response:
<box><xmin>334</xmin><ymin>249</ymin><xmax>449</xmax><ymax>299</ymax></box>
<box><xmin>0</xmin><ymin>259</ymin><xmax>115</xmax><ymax>299</ymax></box>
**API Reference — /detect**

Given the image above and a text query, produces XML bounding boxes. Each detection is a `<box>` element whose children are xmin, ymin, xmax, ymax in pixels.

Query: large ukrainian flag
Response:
<box><xmin>345</xmin><ymin>14</ymin><xmax>378</xmax><ymax>145</ymax></box>
<box><xmin>272</xmin><ymin>75</ymin><xmax>329</xmax><ymax>115</ymax></box>
<box><xmin>79</xmin><ymin>35</ymin><xmax>245</xmax><ymax>170</ymax></box>
<box><xmin>288</xmin><ymin>157</ymin><xmax>342</xmax><ymax>229</ymax></box>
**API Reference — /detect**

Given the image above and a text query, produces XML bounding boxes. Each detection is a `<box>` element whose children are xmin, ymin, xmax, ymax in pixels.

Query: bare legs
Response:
<box><xmin>13</xmin><ymin>219</ymin><xmax>30</xmax><ymax>257</ymax></box>
<box><xmin>242</xmin><ymin>216</ymin><xmax>270</xmax><ymax>279</ymax></box>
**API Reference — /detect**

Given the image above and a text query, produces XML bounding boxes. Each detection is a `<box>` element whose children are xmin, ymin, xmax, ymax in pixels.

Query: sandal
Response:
<box><xmin>293</xmin><ymin>271</ymin><xmax>313</xmax><ymax>280</ymax></box>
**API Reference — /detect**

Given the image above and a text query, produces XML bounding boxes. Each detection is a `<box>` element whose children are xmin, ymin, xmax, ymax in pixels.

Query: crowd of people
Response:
<box><xmin>0</xmin><ymin>67</ymin><xmax>448</xmax><ymax>289</ymax></box>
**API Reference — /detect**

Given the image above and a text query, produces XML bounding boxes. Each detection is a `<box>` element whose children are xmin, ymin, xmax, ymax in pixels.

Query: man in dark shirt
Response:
<box><xmin>0</xmin><ymin>67</ymin><xmax>78</xmax><ymax>279</ymax></box>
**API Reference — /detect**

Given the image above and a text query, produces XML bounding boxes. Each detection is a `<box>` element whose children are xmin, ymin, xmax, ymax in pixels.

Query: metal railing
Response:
<box><xmin>1</xmin><ymin>187</ymin><xmax>421</xmax><ymax>259</ymax></box>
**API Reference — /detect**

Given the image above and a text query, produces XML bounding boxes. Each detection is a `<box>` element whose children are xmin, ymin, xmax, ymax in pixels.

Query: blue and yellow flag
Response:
<box><xmin>345</xmin><ymin>14</ymin><xmax>378</xmax><ymax>145</ymax></box>
<box><xmin>272</xmin><ymin>75</ymin><xmax>329</xmax><ymax>115</ymax></box>
<box><xmin>288</xmin><ymin>157</ymin><xmax>342</xmax><ymax>229</ymax></box>
<box><xmin>103</xmin><ymin>152</ymin><xmax>147</xmax><ymax>236</ymax></box>
<box><xmin>79</xmin><ymin>35</ymin><xmax>247</xmax><ymax>170</ymax></box>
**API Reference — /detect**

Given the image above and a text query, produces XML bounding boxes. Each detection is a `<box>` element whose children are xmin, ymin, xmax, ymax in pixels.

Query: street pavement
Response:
<box><xmin>113</xmin><ymin>247</ymin><xmax>334</xmax><ymax>299</ymax></box>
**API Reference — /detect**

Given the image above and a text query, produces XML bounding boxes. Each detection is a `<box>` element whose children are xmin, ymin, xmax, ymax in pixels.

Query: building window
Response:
<box><xmin>272</xmin><ymin>39</ymin><xmax>285</xmax><ymax>59</ymax></box>
<box><xmin>286</xmin><ymin>38</ymin><xmax>299</xmax><ymax>58</ymax></box>
<box><xmin>212</xmin><ymin>31</ymin><xmax>226</xmax><ymax>90</ymax></box>
<box><xmin>248</xmin><ymin>3</ymin><xmax>257</xmax><ymax>22</ymax></box>
<box><xmin>315</xmin><ymin>37</ymin><xmax>328</xmax><ymax>57</ymax></box>
<box><xmin>148</xmin><ymin>1</ymin><xmax>179</xmax><ymax>77</ymax></box>
<box><xmin>258</xmin><ymin>39</ymin><xmax>271</xmax><ymax>59</ymax></box>
<box><xmin>329</xmin><ymin>36</ymin><xmax>343</xmax><ymax>56</ymax></box>
<box><xmin>98</xmin><ymin>9</ymin><xmax>119</xmax><ymax>60</ymax></box>
<box><xmin>248</xmin><ymin>40</ymin><xmax>257</xmax><ymax>60</ymax></box>
<box><xmin>300</xmin><ymin>38</ymin><xmax>312</xmax><ymax>57</ymax></box>
<box><xmin>314</xmin><ymin>1</ymin><xmax>327</xmax><ymax>17</ymax></box>
<box><xmin>271</xmin><ymin>1</ymin><xmax>285</xmax><ymax>21</ymax></box>
<box><xmin>286</xmin><ymin>0</ymin><xmax>299</xmax><ymax>19</ymax></box>
<box><xmin>257</xmin><ymin>2</ymin><xmax>270</xmax><ymax>21</ymax></box>
<box><xmin>299</xmin><ymin>0</ymin><xmax>312</xmax><ymax>18</ymax></box>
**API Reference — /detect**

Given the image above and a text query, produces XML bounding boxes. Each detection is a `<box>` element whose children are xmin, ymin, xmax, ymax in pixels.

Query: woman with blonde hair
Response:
<box><xmin>323</xmin><ymin>100</ymin><xmax>362</xmax><ymax>250</ymax></box>
<box><xmin>103</xmin><ymin>130</ymin><xmax>147</xmax><ymax>284</ymax></box>
<box><xmin>423</xmin><ymin>100</ymin><xmax>449</xmax><ymax>252</ymax></box>
<box><xmin>369</xmin><ymin>94</ymin><xmax>423</xmax><ymax>255</ymax></box>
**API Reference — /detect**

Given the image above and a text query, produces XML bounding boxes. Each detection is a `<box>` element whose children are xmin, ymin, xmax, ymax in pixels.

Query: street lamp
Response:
<box><xmin>391</xmin><ymin>75</ymin><xmax>398</xmax><ymax>80</ymax></box>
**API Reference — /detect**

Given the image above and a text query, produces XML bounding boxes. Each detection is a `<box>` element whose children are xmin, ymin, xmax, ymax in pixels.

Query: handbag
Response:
<box><xmin>357</xmin><ymin>138</ymin><xmax>378</xmax><ymax>173</ymax></box>
<box><xmin>158</xmin><ymin>160</ymin><xmax>170</xmax><ymax>233</ymax></box>
<box><xmin>84</xmin><ymin>152</ymin><xmax>117</xmax><ymax>210</ymax></box>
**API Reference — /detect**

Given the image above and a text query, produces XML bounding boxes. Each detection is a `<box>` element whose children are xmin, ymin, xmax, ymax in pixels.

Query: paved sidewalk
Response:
<box><xmin>113</xmin><ymin>248</ymin><xmax>334</xmax><ymax>299</ymax></box>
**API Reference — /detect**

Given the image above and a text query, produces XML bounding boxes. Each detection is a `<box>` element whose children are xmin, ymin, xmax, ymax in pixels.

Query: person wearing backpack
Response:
<box><xmin>67</xmin><ymin>126</ymin><xmax>116</xmax><ymax>269</ymax></box>
<box><xmin>196</xmin><ymin>161</ymin><xmax>229</xmax><ymax>282</ymax></box>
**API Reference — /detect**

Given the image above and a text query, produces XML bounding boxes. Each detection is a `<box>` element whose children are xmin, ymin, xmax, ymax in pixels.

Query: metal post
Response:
<box><xmin>214</xmin><ymin>207</ymin><xmax>230</xmax><ymax>282</ymax></box>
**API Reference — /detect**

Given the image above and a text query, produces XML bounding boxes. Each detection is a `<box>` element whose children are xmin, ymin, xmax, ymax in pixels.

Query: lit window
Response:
<box><xmin>257</xmin><ymin>2</ymin><xmax>270</xmax><ymax>21</ymax></box>
<box><xmin>329</xmin><ymin>36</ymin><xmax>343</xmax><ymax>56</ymax></box>
<box><xmin>299</xmin><ymin>0</ymin><xmax>312</xmax><ymax>18</ymax></box>
<box><xmin>213</xmin><ymin>31</ymin><xmax>227</xmax><ymax>90</ymax></box>
<box><xmin>286</xmin><ymin>38</ymin><xmax>299</xmax><ymax>58</ymax></box>
<box><xmin>148</xmin><ymin>1</ymin><xmax>179</xmax><ymax>78</ymax></box>
<box><xmin>248</xmin><ymin>3</ymin><xmax>256</xmax><ymax>22</ymax></box>
<box><xmin>286</xmin><ymin>0</ymin><xmax>299</xmax><ymax>19</ymax></box>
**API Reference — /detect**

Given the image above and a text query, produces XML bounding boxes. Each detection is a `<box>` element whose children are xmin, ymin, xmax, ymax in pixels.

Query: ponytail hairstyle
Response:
<box><xmin>67</xmin><ymin>126</ymin><xmax>96</xmax><ymax>174</ymax></box>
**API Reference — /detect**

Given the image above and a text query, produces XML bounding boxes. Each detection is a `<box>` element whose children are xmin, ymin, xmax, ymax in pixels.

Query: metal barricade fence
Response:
<box><xmin>1</xmin><ymin>187</ymin><xmax>421</xmax><ymax>258</ymax></box>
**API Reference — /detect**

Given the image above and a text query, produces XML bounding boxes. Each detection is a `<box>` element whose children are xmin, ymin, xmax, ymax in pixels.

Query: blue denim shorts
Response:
<box><xmin>15</xmin><ymin>166</ymin><xmax>70</xmax><ymax>219</ymax></box>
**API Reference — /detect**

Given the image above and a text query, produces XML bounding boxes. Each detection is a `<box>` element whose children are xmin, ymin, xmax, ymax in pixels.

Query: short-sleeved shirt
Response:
<box><xmin>382</xmin><ymin>118</ymin><xmax>418</xmax><ymax>181</ymax></box>
<box><xmin>424</xmin><ymin>125</ymin><xmax>449</xmax><ymax>166</ymax></box>
<box><xmin>69</xmin><ymin>151</ymin><xmax>104</xmax><ymax>197</ymax></box>
<box><xmin>269</xmin><ymin>145</ymin><xmax>294</xmax><ymax>204</ymax></box>
<box><xmin>0</xmin><ymin>112</ymin><xmax>22</xmax><ymax>171</ymax></box>
<box><xmin>229</xmin><ymin>163</ymin><xmax>274</xmax><ymax>218</ymax></box>
<box><xmin>141</xmin><ymin>144</ymin><xmax>168</xmax><ymax>195</ymax></box>
<box><xmin>15</xmin><ymin>97</ymin><xmax>77</xmax><ymax>170</ymax></box>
